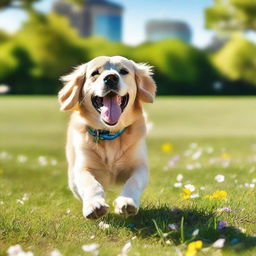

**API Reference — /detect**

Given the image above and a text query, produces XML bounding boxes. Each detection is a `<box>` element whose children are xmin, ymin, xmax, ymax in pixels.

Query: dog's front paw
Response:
<box><xmin>83</xmin><ymin>197</ymin><xmax>109</xmax><ymax>220</ymax></box>
<box><xmin>114</xmin><ymin>196</ymin><xmax>139</xmax><ymax>216</ymax></box>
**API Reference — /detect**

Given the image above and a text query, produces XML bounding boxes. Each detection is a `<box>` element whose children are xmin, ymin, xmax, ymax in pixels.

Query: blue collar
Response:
<box><xmin>87</xmin><ymin>126</ymin><xmax>127</xmax><ymax>142</ymax></box>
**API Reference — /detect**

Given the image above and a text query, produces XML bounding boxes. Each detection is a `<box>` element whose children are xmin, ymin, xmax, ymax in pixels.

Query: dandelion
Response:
<box><xmin>212</xmin><ymin>190</ymin><xmax>227</xmax><ymax>200</ymax></box>
<box><xmin>182</xmin><ymin>188</ymin><xmax>191</xmax><ymax>199</ymax></box>
<box><xmin>205</xmin><ymin>190</ymin><xmax>227</xmax><ymax>200</ymax></box>
<box><xmin>185</xmin><ymin>240</ymin><xmax>203</xmax><ymax>256</ymax></box>
<box><xmin>212</xmin><ymin>238</ymin><xmax>225</xmax><ymax>249</ymax></box>
<box><xmin>98</xmin><ymin>221</ymin><xmax>110</xmax><ymax>229</ymax></box>
<box><xmin>214</xmin><ymin>174</ymin><xmax>225</xmax><ymax>183</ymax></box>
<box><xmin>221</xmin><ymin>153</ymin><xmax>230</xmax><ymax>160</ymax></box>
<box><xmin>82</xmin><ymin>243</ymin><xmax>99</xmax><ymax>256</ymax></box>
<box><xmin>161</xmin><ymin>143</ymin><xmax>173</xmax><ymax>153</ymax></box>
<box><xmin>50</xmin><ymin>249</ymin><xmax>63</xmax><ymax>256</ymax></box>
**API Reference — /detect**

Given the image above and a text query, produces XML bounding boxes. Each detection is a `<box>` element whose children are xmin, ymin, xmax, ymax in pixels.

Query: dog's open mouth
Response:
<box><xmin>91</xmin><ymin>92</ymin><xmax>129</xmax><ymax>126</ymax></box>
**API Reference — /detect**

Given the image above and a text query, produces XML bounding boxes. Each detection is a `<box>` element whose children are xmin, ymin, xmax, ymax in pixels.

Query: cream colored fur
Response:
<box><xmin>58</xmin><ymin>56</ymin><xmax>156</xmax><ymax>219</ymax></box>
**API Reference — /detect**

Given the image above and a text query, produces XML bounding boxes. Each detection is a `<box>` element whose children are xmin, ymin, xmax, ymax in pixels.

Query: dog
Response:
<box><xmin>58</xmin><ymin>56</ymin><xmax>156</xmax><ymax>219</ymax></box>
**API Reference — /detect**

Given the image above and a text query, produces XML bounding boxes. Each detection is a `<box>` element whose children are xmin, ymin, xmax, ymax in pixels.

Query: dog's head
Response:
<box><xmin>58</xmin><ymin>56</ymin><xmax>156</xmax><ymax>129</ymax></box>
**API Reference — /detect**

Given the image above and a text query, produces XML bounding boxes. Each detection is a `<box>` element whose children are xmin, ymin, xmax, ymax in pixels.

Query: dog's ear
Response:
<box><xmin>58</xmin><ymin>64</ymin><xmax>87</xmax><ymax>111</ymax></box>
<box><xmin>133</xmin><ymin>62</ymin><xmax>157</xmax><ymax>103</ymax></box>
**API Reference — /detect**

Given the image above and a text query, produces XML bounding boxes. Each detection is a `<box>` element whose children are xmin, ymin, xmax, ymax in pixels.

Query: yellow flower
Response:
<box><xmin>205</xmin><ymin>190</ymin><xmax>227</xmax><ymax>200</ymax></box>
<box><xmin>0</xmin><ymin>169</ymin><xmax>4</xmax><ymax>175</ymax></box>
<box><xmin>212</xmin><ymin>190</ymin><xmax>227</xmax><ymax>200</ymax></box>
<box><xmin>161</xmin><ymin>143</ymin><xmax>173</xmax><ymax>153</ymax></box>
<box><xmin>221</xmin><ymin>153</ymin><xmax>230</xmax><ymax>160</ymax></box>
<box><xmin>185</xmin><ymin>240</ymin><xmax>203</xmax><ymax>256</ymax></box>
<box><xmin>182</xmin><ymin>188</ymin><xmax>191</xmax><ymax>199</ymax></box>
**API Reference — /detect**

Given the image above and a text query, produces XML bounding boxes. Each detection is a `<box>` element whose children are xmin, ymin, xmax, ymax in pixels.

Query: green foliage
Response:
<box><xmin>212</xmin><ymin>36</ymin><xmax>256</xmax><ymax>85</ymax></box>
<box><xmin>206</xmin><ymin>0</ymin><xmax>256</xmax><ymax>32</ymax></box>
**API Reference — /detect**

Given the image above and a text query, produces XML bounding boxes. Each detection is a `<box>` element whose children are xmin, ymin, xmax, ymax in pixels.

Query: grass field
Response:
<box><xmin>0</xmin><ymin>96</ymin><xmax>256</xmax><ymax>256</ymax></box>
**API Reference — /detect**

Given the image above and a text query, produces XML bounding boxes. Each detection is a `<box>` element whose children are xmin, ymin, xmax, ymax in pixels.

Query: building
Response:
<box><xmin>146</xmin><ymin>20</ymin><xmax>192</xmax><ymax>44</ymax></box>
<box><xmin>53</xmin><ymin>0</ymin><xmax>123</xmax><ymax>42</ymax></box>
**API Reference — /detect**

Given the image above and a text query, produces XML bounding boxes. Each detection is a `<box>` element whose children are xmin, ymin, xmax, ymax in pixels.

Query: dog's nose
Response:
<box><xmin>103</xmin><ymin>74</ymin><xmax>119</xmax><ymax>89</ymax></box>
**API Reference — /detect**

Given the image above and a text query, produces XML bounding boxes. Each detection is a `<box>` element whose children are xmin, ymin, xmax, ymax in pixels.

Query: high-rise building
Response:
<box><xmin>146</xmin><ymin>20</ymin><xmax>192</xmax><ymax>44</ymax></box>
<box><xmin>53</xmin><ymin>0</ymin><xmax>123</xmax><ymax>42</ymax></box>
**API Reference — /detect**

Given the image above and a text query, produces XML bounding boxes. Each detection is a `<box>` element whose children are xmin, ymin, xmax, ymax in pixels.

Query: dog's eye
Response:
<box><xmin>91</xmin><ymin>70</ymin><xmax>100</xmax><ymax>77</ymax></box>
<box><xmin>119</xmin><ymin>68</ymin><xmax>129</xmax><ymax>75</ymax></box>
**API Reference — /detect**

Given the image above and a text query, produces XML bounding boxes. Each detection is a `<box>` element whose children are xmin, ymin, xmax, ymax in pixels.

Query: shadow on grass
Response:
<box><xmin>104</xmin><ymin>204</ymin><xmax>256</xmax><ymax>253</ymax></box>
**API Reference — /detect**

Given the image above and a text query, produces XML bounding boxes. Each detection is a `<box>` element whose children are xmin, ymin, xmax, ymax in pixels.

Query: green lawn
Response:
<box><xmin>0</xmin><ymin>96</ymin><xmax>256</xmax><ymax>256</ymax></box>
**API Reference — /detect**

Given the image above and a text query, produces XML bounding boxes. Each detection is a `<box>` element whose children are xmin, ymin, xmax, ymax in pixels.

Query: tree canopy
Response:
<box><xmin>206</xmin><ymin>0</ymin><xmax>256</xmax><ymax>32</ymax></box>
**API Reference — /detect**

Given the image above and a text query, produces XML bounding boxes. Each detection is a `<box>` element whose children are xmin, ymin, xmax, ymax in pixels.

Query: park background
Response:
<box><xmin>1</xmin><ymin>1</ymin><xmax>256</xmax><ymax>256</ymax></box>
<box><xmin>0</xmin><ymin>0</ymin><xmax>256</xmax><ymax>95</ymax></box>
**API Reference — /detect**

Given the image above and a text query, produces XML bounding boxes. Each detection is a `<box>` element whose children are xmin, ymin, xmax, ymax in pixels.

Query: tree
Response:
<box><xmin>206</xmin><ymin>0</ymin><xmax>256</xmax><ymax>32</ymax></box>
<box><xmin>0</xmin><ymin>0</ymin><xmax>40</xmax><ymax>13</ymax></box>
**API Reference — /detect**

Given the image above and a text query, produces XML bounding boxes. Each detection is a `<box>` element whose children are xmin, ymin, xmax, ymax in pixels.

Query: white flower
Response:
<box><xmin>16</xmin><ymin>199</ymin><xmax>24</xmax><ymax>205</ymax></box>
<box><xmin>7</xmin><ymin>245</ymin><xmax>23</xmax><ymax>255</ymax></box>
<box><xmin>38</xmin><ymin>156</ymin><xmax>47</xmax><ymax>166</ymax></box>
<box><xmin>192</xmin><ymin>229</ymin><xmax>199</xmax><ymax>236</ymax></box>
<box><xmin>82</xmin><ymin>243</ymin><xmax>99</xmax><ymax>255</ymax></box>
<box><xmin>184</xmin><ymin>184</ymin><xmax>195</xmax><ymax>192</ymax></box>
<box><xmin>252</xmin><ymin>178</ymin><xmax>256</xmax><ymax>183</ymax></box>
<box><xmin>192</xmin><ymin>151</ymin><xmax>202</xmax><ymax>160</ymax></box>
<box><xmin>190</xmin><ymin>193</ymin><xmax>199</xmax><ymax>199</ymax></box>
<box><xmin>215</xmin><ymin>174</ymin><xmax>225</xmax><ymax>183</ymax></box>
<box><xmin>66</xmin><ymin>208</ymin><xmax>71</xmax><ymax>215</ymax></box>
<box><xmin>166</xmin><ymin>240</ymin><xmax>171</xmax><ymax>244</ymax></box>
<box><xmin>168</xmin><ymin>223</ymin><xmax>178</xmax><ymax>231</ymax></box>
<box><xmin>200</xmin><ymin>186</ymin><xmax>205</xmax><ymax>190</ymax></box>
<box><xmin>7</xmin><ymin>245</ymin><xmax>33</xmax><ymax>256</ymax></box>
<box><xmin>98</xmin><ymin>221</ymin><xmax>110</xmax><ymax>229</ymax></box>
<box><xmin>250</xmin><ymin>183</ymin><xmax>255</xmax><ymax>188</ymax></box>
<box><xmin>17</xmin><ymin>155</ymin><xmax>28</xmax><ymax>163</ymax></box>
<box><xmin>0</xmin><ymin>151</ymin><xmax>11</xmax><ymax>160</ymax></box>
<box><xmin>50</xmin><ymin>249</ymin><xmax>63</xmax><ymax>256</ymax></box>
<box><xmin>212</xmin><ymin>238</ymin><xmax>225</xmax><ymax>248</ymax></box>
<box><xmin>186</xmin><ymin>164</ymin><xmax>194</xmax><ymax>170</ymax></box>
<box><xmin>22</xmin><ymin>194</ymin><xmax>29</xmax><ymax>201</ymax></box>
<box><xmin>50</xmin><ymin>159</ymin><xmax>58</xmax><ymax>166</ymax></box>
<box><xmin>190</xmin><ymin>143</ymin><xmax>198</xmax><ymax>149</ymax></box>
<box><xmin>90</xmin><ymin>235</ymin><xmax>95</xmax><ymax>239</ymax></box>
<box><xmin>117</xmin><ymin>241</ymin><xmax>131</xmax><ymax>256</ymax></box>
<box><xmin>176</xmin><ymin>174</ymin><xmax>183</xmax><ymax>182</ymax></box>
<box><xmin>173</xmin><ymin>182</ymin><xmax>182</xmax><ymax>188</ymax></box>
<box><xmin>0</xmin><ymin>201</ymin><xmax>4</xmax><ymax>205</ymax></box>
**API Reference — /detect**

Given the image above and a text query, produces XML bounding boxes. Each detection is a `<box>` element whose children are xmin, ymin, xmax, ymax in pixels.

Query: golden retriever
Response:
<box><xmin>58</xmin><ymin>56</ymin><xmax>156</xmax><ymax>219</ymax></box>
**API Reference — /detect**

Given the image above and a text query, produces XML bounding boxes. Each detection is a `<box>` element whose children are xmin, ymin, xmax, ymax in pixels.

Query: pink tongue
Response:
<box><xmin>101</xmin><ymin>95</ymin><xmax>121</xmax><ymax>125</ymax></box>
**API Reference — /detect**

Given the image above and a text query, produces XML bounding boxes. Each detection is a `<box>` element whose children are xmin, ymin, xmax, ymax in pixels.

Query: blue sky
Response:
<box><xmin>0</xmin><ymin>0</ymin><xmax>214</xmax><ymax>48</ymax></box>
